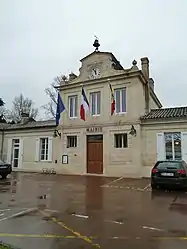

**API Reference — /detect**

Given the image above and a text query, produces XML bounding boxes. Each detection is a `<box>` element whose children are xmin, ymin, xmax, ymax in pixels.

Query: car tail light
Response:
<box><xmin>177</xmin><ymin>169</ymin><xmax>186</xmax><ymax>175</ymax></box>
<box><xmin>152</xmin><ymin>169</ymin><xmax>158</xmax><ymax>173</ymax></box>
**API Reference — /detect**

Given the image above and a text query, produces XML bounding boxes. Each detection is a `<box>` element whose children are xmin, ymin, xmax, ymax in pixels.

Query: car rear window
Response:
<box><xmin>155</xmin><ymin>161</ymin><xmax>182</xmax><ymax>169</ymax></box>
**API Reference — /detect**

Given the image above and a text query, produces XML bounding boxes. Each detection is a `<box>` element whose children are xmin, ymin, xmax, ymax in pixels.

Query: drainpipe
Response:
<box><xmin>1</xmin><ymin>129</ymin><xmax>4</xmax><ymax>160</ymax></box>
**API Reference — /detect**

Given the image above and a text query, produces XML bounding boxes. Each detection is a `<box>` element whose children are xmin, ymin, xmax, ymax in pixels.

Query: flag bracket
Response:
<box><xmin>53</xmin><ymin>129</ymin><xmax>61</xmax><ymax>138</ymax></box>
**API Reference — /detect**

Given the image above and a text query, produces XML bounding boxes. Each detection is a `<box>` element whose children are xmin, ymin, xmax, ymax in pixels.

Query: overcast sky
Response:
<box><xmin>0</xmin><ymin>0</ymin><xmax>187</xmax><ymax>119</ymax></box>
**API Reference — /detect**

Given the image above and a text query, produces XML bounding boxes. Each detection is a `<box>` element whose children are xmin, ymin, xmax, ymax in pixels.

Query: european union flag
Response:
<box><xmin>56</xmin><ymin>93</ymin><xmax>65</xmax><ymax>125</ymax></box>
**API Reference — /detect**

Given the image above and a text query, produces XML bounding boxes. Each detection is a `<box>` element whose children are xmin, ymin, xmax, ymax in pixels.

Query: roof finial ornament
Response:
<box><xmin>131</xmin><ymin>59</ymin><xmax>139</xmax><ymax>71</ymax></box>
<box><xmin>132</xmin><ymin>60</ymin><xmax>137</xmax><ymax>66</ymax></box>
<box><xmin>93</xmin><ymin>36</ymin><xmax>100</xmax><ymax>52</ymax></box>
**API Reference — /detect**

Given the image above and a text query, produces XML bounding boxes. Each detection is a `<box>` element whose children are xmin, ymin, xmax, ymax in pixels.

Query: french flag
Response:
<box><xmin>80</xmin><ymin>87</ymin><xmax>89</xmax><ymax>121</ymax></box>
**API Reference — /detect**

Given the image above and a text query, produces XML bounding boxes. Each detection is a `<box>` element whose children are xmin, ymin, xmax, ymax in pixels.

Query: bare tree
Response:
<box><xmin>7</xmin><ymin>94</ymin><xmax>38</xmax><ymax>123</ymax></box>
<box><xmin>0</xmin><ymin>98</ymin><xmax>4</xmax><ymax>107</ymax></box>
<box><xmin>42</xmin><ymin>75</ymin><xmax>68</xmax><ymax>118</ymax></box>
<box><xmin>0</xmin><ymin>107</ymin><xmax>7</xmax><ymax>123</ymax></box>
<box><xmin>0</xmin><ymin>98</ymin><xmax>5</xmax><ymax>115</ymax></box>
<box><xmin>0</xmin><ymin>106</ymin><xmax>7</xmax><ymax>117</ymax></box>
<box><xmin>0</xmin><ymin>99</ymin><xmax>8</xmax><ymax>123</ymax></box>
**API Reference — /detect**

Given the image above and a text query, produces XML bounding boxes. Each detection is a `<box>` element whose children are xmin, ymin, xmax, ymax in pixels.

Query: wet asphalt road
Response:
<box><xmin>0</xmin><ymin>173</ymin><xmax>187</xmax><ymax>248</ymax></box>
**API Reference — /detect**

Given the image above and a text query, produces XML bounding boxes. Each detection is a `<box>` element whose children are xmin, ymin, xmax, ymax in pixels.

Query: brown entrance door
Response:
<box><xmin>87</xmin><ymin>135</ymin><xmax>103</xmax><ymax>174</ymax></box>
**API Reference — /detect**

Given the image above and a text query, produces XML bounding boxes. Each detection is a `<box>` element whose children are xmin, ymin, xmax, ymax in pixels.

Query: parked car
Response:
<box><xmin>0</xmin><ymin>159</ymin><xmax>12</xmax><ymax>179</ymax></box>
<box><xmin>151</xmin><ymin>160</ymin><xmax>187</xmax><ymax>190</ymax></box>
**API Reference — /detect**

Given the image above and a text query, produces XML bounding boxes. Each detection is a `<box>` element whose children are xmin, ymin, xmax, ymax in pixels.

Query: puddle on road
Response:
<box><xmin>170</xmin><ymin>203</ymin><xmax>187</xmax><ymax>209</ymax></box>
<box><xmin>169</xmin><ymin>203</ymin><xmax>187</xmax><ymax>215</ymax></box>
<box><xmin>0</xmin><ymin>189</ymin><xmax>8</xmax><ymax>193</ymax></box>
<box><xmin>0</xmin><ymin>181</ymin><xmax>11</xmax><ymax>186</ymax></box>
<box><xmin>8</xmin><ymin>204</ymin><xmax>16</xmax><ymax>207</ymax></box>
<box><xmin>168</xmin><ymin>229</ymin><xmax>187</xmax><ymax>236</ymax></box>
<box><xmin>42</xmin><ymin>216</ymin><xmax>51</xmax><ymax>221</ymax></box>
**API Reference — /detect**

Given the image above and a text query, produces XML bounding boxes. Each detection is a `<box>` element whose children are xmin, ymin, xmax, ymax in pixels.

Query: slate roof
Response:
<box><xmin>0</xmin><ymin>120</ymin><xmax>56</xmax><ymax>130</ymax></box>
<box><xmin>141</xmin><ymin>107</ymin><xmax>187</xmax><ymax>120</ymax></box>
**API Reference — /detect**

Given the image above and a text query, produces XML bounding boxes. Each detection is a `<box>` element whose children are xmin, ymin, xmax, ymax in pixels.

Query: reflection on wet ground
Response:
<box><xmin>0</xmin><ymin>173</ymin><xmax>186</xmax><ymax>248</ymax></box>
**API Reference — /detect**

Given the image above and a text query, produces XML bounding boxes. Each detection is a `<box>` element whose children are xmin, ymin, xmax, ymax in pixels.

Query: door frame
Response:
<box><xmin>86</xmin><ymin>134</ymin><xmax>103</xmax><ymax>174</ymax></box>
<box><xmin>9</xmin><ymin>138</ymin><xmax>23</xmax><ymax>169</ymax></box>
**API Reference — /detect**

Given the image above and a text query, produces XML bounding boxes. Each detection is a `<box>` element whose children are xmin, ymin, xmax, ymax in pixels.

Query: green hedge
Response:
<box><xmin>0</xmin><ymin>242</ymin><xmax>18</xmax><ymax>249</ymax></box>
<box><xmin>0</xmin><ymin>246</ymin><xmax>12</xmax><ymax>249</ymax></box>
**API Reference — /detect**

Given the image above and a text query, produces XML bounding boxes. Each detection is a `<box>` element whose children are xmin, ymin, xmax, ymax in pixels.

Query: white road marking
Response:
<box><xmin>101</xmin><ymin>177</ymin><xmax>124</xmax><ymax>187</ymax></box>
<box><xmin>44</xmin><ymin>209</ymin><xmax>59</xmax><ymax>213</ymax></box>
<box><xmin>0</xmin><ymin>209</ymin><xmax>11</xmax><ymax>212</ymax></box>
<box><xmin>142</xmin><ymin>184</ymin><xmax>151</xmax><ymax>191</ymax></box>
<box><xmin>72</xmin><ymin>214</ymin><xmax>89</xmax><ymax>219</ymax></box>
<box><xmin>0</xmin><ymin>213</ymin><xmax>4</xmax><ymax>217</ymax></box>
<box><xmin>0</xmin><ymin>207</ymin><xmax>38</xmax><ymax>222</ymax></box>
<box><xmin>104</xmin><ymin>219</ymin><xmax>124</xmax><ymax>225</ymax></box>
<box><xmin>142</xmin><ymin>226</ymin><xmax>164</xmax><ymax>231</ymax></box>
<box><xmin>71</xmin><ymin>213</ymin><xmax>124</xmax><ymax>224</ymax></box>
<box><xmin>102</xmin><ymin>183</ymin><xmax>153</xmax><ymax>193</ymax></box>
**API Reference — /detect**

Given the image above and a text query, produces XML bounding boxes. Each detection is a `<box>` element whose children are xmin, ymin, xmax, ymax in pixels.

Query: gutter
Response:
<box><xmin>5</xmin><ymin>125</ymin><xmax>56</xmax><ymax>132</ymax></box>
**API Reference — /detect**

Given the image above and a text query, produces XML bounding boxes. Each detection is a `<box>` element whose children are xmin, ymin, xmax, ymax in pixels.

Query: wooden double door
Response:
<box><xmin>87</xmin><ymin>135</ymin><xmax>103</xmax><ymax>174</ymax></box>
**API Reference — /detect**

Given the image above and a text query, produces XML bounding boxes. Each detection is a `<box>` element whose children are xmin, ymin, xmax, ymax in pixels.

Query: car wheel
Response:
<box><xmin>151</xmin><ymin>183</ymin><xmax>158</xmax><ymax>190</ymax></box>
<box><xmin>1</xmin><ymin>174</ymin><xmax>7</xmax><ymax>179</ymax></box>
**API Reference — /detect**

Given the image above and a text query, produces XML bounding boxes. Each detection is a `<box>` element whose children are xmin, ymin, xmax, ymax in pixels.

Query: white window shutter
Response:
<box><xmin>7</xmin><ymin>138</ymin><xmax>12</xmax><ymax>164</ymax></box>
<box><xmin>35</xmin><ymin>138</ymin><xmax>40</xmax><ymax>162</ymax></box>
<box><xmin>48</xmin><ymin>137</ymin><xmax>53</xmax><ymax>162</ymax></box>
<box><xmin>181</xmin><ymin>132</ymin><xmax>187</xmax><ymax>162</ymax></box>
<box><xmin>156</xmin><ymin>133</ymin><xmax>165</xmax><ymax>161</ymax></box>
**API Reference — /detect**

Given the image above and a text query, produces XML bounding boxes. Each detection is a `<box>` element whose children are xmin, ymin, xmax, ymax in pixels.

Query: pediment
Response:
<box><xmin>69</xmin><ymin>51</ymin><xmax>124</xmax><ymax>84</ymax></box>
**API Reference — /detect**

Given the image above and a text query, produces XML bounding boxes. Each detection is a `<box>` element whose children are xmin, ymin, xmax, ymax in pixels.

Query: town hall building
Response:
<box><xmin>1</xmin><ymin>40</ymin><xmax>187</xmax><ymax>178</ymax></box>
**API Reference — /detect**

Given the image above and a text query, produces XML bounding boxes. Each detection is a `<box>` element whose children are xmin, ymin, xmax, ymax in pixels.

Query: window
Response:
<box><xmin>115</xmin><ymin>88</ymin><xmax>126</xmax><ymax>114</ymax></box>
<box><xmin>90</xmin><ymin>92</ymin><xmax>101</xmax><ymax>115</ymax></box>
<box><xmin>67</xmin><ymin>136</ymin><xmax>77</xmax><ymax>148</ymax></box>
<box><xmin>114</xmin><ymin>134</ymin><xmax>128</xmax><ymax>148</ymax></box>
<box><xmin>13</xmin><ymin>139</ymin><xmax>19</xmax><ymax>145</ymax></box>
<box><xmin>40</xmin><ymin>138</ymin><xmax>48</xmax><ymax>160</ymax></box>
<box><xmin>35</xmin><ymin>137</ymin><xmax>52</xmax><ymax>162</ymax></box>
<box><xmin>68</xmin><ymin>95</ymin><xmax>77</xmax><ymax>118</ymax></box>
<box><xmin>155</xmin><ymin>161</ymin><xmax>182</xmax><ymax>169</ymax></box>
<box><xmin>164</xmin><ymin>132</ymin><xmax>181</xmax><ymax>160</ymax></box>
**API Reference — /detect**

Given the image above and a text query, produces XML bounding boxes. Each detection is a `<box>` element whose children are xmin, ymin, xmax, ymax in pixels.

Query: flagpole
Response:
<box><xmin>80</xmin><ymin>83</ymin><xmax>90</xmax><ymax>121</ymax></box>
<box><xmin>107</xmin><ymin>78</ymin><xmax>115</xmax><ymax>115</ymax></box>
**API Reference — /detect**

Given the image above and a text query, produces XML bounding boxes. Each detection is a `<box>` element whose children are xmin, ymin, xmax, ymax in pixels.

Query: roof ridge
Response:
<box><xmin>141</xmin><ymin>106</ymin><xmax>187</xmax><ymax>120</ymax></box>
<box><xmin>150</xmin><ymin>106</ymin><xmax>187</xmax><ymax>111</ymax></box>
<box><xmin>161</xmin><ymin>106</ymin><xmax>187</xmax><ymax>109</ymax></box>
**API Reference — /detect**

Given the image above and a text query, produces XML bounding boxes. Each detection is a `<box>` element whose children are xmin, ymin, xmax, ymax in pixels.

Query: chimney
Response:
<box><xmin>149</xmin><ymin>78</ymin><xmax>154</xmax><ymax>91</ymax></box>
<box><xmin>141</xmin><ymin>57</ymin><xmax>149</xmax><ymax>80</ymax></box>
<box><xmin>141</xmin><ymin>57</ymin><xmax>150</xmax><ymax>114</ymax></box>
<box><xmin>20</xmin><ymin>112</ymin><xmax>29</xmax><ymax>124</ymax></box>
